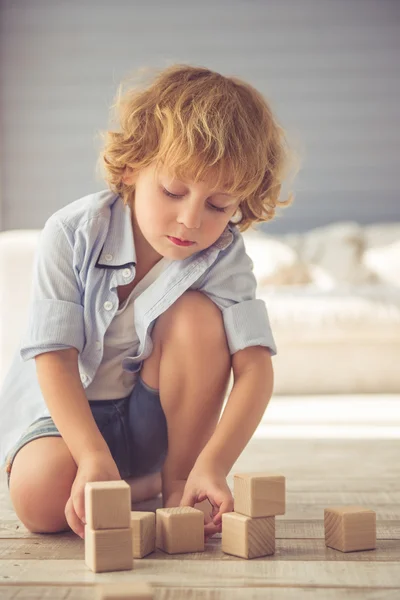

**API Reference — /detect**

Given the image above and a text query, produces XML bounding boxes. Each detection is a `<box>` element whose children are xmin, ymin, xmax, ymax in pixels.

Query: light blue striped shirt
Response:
<box><xmin>0</xmin><ymin>189</ymin><xmax>277</xmax><ymax>465</ymax></box>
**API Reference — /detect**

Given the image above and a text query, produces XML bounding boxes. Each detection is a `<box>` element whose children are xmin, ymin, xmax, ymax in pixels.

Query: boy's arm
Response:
<box><xmin>161</xmin><ymin>345</ymin><xmax>274</xmax><ymax>507</ymax></box>
<box><xmin>193</xmin><ymin>345</ymin><xmax>274</xmax><ymax>475</ymax></box>
<box><xmin>35</xmin><ymin>348</ymin><xmax>111</xmax><ymax>465</ymax></box>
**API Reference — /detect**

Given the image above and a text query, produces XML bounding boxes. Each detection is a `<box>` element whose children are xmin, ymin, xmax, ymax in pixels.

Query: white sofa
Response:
<box><xmin>1</xmin><ymin>222</ymin><xmax>400</xmax><ymax>395</ymax></box>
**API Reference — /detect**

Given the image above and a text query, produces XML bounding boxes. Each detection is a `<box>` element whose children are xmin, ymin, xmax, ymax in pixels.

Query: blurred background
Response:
<box><xmin>0</xmin><ymin>0</ymin><xmax>399</xmax><ymax>232</ymax></box>
<box><xmin>0</xmin><ymin>0</ymin><xmax>399</xmax><ymax>427</ymax></box>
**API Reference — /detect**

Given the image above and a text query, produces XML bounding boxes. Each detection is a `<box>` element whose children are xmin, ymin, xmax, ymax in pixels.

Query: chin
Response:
<box><xmin>168</xmin><ymin>248</ymin><xmax>193</xmax><ymax>259</ymax></box>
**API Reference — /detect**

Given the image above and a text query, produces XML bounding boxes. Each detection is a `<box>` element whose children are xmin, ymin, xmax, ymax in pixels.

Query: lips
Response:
<box><xmin>168</xmin><ymin>236</ymin><xmax>195</xmax><ymax>247</ymax></box>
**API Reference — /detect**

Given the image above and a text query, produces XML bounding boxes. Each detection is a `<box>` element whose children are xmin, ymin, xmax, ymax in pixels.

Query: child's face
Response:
<box><xmin>123</xmin><ymin>161</ymin><xmax>240</xmax><ymax>261</ymax></box>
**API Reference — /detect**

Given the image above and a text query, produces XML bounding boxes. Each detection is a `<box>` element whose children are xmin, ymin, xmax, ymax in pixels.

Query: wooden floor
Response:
<box><xmin>1</xmin><ymin>394</ymin><xmax>399</xmax><ymax>599</ymax></box>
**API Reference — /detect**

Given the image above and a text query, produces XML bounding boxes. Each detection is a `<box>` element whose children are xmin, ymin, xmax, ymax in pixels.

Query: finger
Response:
<box><xmin>196</xmin><ymin>492</ymin><xmax>208</xmax><ymax>503</ymax></box>
<box><xmin>194</xmin><ymin>498</ymin><xmax>213</xmax><ymax>519</ymax></box>
<box><xmin>179</xmin><ymin>490</ymin><xmax>197</xmax><ymax>507</ymax></box>
<box><xmin>204</xmin><ymin>520</ymin><xmax>222</xmax><ymax>537</ymax></box>
<box><xmin>72</xmin><ymin>486</ymin><xmax>86</xmax><ymax>525</ymax></box>
<box><xmin>65</xmin><ymin>496</ymin><xmax>84</xmax><ymax>539</ymax></box>
<box><xmin>213</xmin><ymin>497</ymin><xmax>234</xmax><ymax>525</ymax></box>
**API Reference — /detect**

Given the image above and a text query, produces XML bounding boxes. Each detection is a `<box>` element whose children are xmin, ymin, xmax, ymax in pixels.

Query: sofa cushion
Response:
<box><xmin>0</xmin><ymin>230</ymin><xmax>42</xmax><ymax>384</ymax></box>
<box><xmin>363</xmin><ymin>222</ymin><xmax>400</xmax><ymax>250</ymax></box>
<box><xmin>278</xmin><ymin>222</ymin><xmax>378</xmax><ymax>286</ymax></box>
<box><xmin>261</xmin><ymin>284</ymin><xmax>400</xmax><ymax>394</ymax></box>
<box><xmin>242</xmin><ymin>230</ymin><xmax>313</xmax><ymax>286</ymax></box>
<box><xmin>363</xmin><ymin>239</ymin><xmax>400</xmax><ymax>288</ymax></box>
<box><xmin>262</xmin><ymin>284</ymin><xmax>400</xmax><ymax>340</ymax></box>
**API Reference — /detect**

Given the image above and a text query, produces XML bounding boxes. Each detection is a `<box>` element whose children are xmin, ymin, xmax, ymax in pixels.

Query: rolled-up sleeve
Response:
<box><xmin>20</xmin><ymin>216</ymin><xmax>85</xmax><ymax>360</ymax></box>
<box><xmin>193</xmin><ymin>230</ymin><xmax>277</xmax><ymax>356</ymax></box>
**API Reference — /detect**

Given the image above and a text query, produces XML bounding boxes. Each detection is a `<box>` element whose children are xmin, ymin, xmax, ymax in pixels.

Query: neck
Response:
<box><xmin>128</xmin><ymin>197</ymin><xmax>163</xmax><ymax>271</ymax></box>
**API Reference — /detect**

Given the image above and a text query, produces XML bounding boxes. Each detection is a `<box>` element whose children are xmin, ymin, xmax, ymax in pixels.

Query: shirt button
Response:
<box><xmin>122</xmin><ymin>268</ymin><xmax>131</xmax><ymax>279</ymax></box>
<box><xmin>95</xmin><ymin>341</ymin><xmax>101</xmax><ymax>350</ymax></box>
<box><xmin>80</xmin><ymin>373</ymin><xmax>88</xmax><ymax>383</ymax></box>
<box><xmin>104</xmin><ymin>301</ymin><xmax>113</xmax><ymax>311</ymax></box>
<box><xmin>104</xmin><ymin>253</ymin><xmax>113</xmax><ymax>262</ymax></box>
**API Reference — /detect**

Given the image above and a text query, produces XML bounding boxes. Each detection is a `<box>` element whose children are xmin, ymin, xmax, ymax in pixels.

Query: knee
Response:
<box><xmin>10</xmin><ymin>450</ymin><xmax>75</xmax><ymax>534</ymax></box>
<box><xmin>157</xmin><ymin>291</ymin><xmax>228</xmax><ymax>349</ymax></box>
<box><xmin>11</xmin><ymin>481</ymin><xmax>70</xmax><ymax>534</ymax></box>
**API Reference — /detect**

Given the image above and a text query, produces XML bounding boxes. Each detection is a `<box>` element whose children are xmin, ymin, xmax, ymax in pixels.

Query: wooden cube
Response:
<box><xmin>96</xmin><ymin>582</ymin><xmax>153</xmax><ymax>599</ymax></box>
<box><xmin>85</xmin><ymin>481</ymin><xmax>131</xmax><ymax>530</ymax></box>
<box><xmin>85</xmin><ymin>526</ymin><xmax>133</xmax><ymax>573</ymax></box>
<box><xmin>234</xmin><ymin>473</ymin><xmax>285</xmax><ymax>517</ymax></box>
<box><xmin>324</xmin><ymin>506</ymin><xmax>376</xmax><ymax>552</ymax></box>
<box><xmin>156</xmin><ymin>507</ymin><xmax>204</xmax><ymax>554</ymax></box>
<box><xmin>222</xmin><ymin>512</ymin><xmax>275</xmax><ymax>559</ymax></box>
<box><xmin>131</xmin><ymin>511</ymin><xmax>156</xmax><ymax>558</ymax></box>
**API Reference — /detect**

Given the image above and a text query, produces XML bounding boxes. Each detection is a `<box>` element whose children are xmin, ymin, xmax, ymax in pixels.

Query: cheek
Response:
<box><xmin>204</xmin><ymin>216</ymin><xmax>229</xmax><ymax>239</ymax></box>
<box><xmin>139</xmin><ymin>196</ymin><xmax>162</xmax><ymax>222</ymax></box>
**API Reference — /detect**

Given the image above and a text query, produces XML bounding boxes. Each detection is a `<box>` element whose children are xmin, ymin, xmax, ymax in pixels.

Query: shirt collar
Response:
<box><xmin>96</xmin><ymin>194</ymin><xmax>235</xmax><ymax>268</ymax></box>
<box><xmin>214</xmin><ymin>224</ymin><xmax>235</xmax><ymax>250</ymax></box>
<box><xmin>96</xmin><ymin>196</ymin><xmax>136</xmax><ymax>268</ymax></box>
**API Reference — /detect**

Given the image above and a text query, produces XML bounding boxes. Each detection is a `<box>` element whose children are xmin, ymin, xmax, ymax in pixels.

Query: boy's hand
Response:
<box><xmin>179</xmin><ymin>463</ymin><xmax>234</xmax><ymax>540</ymax></box>
<box><xmin>64</xmin><ymin>450</ymin><xmax>121</xmax><ymax>539</ymax></box>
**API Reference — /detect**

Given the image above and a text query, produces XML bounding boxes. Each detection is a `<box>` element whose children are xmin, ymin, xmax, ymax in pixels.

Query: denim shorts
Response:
<box><xmin>5</xmin><ymin>375</ymin><xmax>168</xmax><ymax>488</ymax></box>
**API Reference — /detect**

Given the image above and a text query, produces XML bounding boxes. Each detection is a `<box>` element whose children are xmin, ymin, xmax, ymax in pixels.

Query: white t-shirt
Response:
<box><xmin>85</xmin><ymin>256</ymin><xmax>172</xmax><ymax>400</ymax></box>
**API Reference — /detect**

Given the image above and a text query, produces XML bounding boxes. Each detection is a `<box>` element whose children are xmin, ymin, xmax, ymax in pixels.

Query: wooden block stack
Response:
<box><xmin>131</xmin><ymin>511</ymin><xmax>156</xmax><ymax>558</ymax></box>
<box><xmin>96</xmin><ymin>582</ymin><xmax>153</xmax><ymax>599</ymax></box>
<box><xmin>85</xmin><ymin>481</ymin><xmax>133</xmax><ymax>573</ymax></box>
<box><xmin>222</xmin><ymin>472</ymin><xmax>286</xmax><ymax>559</ymax></box>
<box><xmin>156</xmin><ymin>506</ymin><xmax>205</xmax><ymax>554</ymax></box>
<box><xmin>324</xmin><ymin>506</ymin><xmax>376</xmax><ymax>552</ymax></box>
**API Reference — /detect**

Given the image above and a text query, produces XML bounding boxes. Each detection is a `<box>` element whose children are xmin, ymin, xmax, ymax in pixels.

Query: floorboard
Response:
<box><xmin>1</xmin><ymin>394</ymin><xmax>399</xmax><ymax>599</ymax></box>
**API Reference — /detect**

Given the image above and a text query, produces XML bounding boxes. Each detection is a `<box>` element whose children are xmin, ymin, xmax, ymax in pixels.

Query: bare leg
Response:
<box><xmin>141</xmin><ymin>290</ymin><xmax>232</xmax><ymax>499</ymax></box>
<box><xmin>125</xmin><ymin>472</ymin><xmax>161</xmax><ymax>502</ymax></box>
<box><xmin>9</xmin><ymin>436</ymin><xmax>77</xmax><ymax>533</ymax></box>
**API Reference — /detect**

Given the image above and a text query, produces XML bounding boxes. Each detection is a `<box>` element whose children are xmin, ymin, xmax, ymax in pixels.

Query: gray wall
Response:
<box><xmin>0</xmin><ymin>0</ymin><xmax>399</xmax><ymax>234</ymax></box>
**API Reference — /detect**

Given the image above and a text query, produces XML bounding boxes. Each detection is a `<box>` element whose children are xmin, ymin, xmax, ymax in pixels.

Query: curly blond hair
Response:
<box><xmin>97</xmin><ymin>64</ymin><xmax>300</xmax><ymax>232</ymax></box>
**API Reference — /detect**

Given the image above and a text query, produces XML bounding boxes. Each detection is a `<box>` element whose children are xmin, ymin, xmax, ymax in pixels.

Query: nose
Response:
<box><xmin>177</xmin><ymin>203</ymin><xmax>202</xmax><ymax>230</ymax></box>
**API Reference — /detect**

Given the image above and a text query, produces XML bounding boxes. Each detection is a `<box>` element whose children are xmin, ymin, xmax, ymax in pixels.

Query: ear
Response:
<box><xmin>229</xmin><ymin>204</ymin><xmax>242</xmax><ymax>224</ymax></box>
<box><xmin>122</xmin><ymin>165</ymin><xmax>136</xmax><ymax>186</ymax></box>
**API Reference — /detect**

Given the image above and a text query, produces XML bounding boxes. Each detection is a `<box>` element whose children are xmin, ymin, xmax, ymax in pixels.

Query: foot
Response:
<box><xmin>125</xmin><ymin>471</ymin><xmax>162</xmax><ymax>502</ymax></box>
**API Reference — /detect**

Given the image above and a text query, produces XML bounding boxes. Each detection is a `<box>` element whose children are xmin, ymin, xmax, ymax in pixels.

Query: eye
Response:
<box><xmin>209</xmin><ymin>205</ymin><xmax>227</xmax><ymax>213</ymax></box>
<box><xmin>163</xmin><ymin>188</ymin><xmax>181</xmax><ymax>199</ymax></box>
<box><xmin>162</xmin><ymin>187</ymin><xmax>227</xmax><ymax>213</ymax></box>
